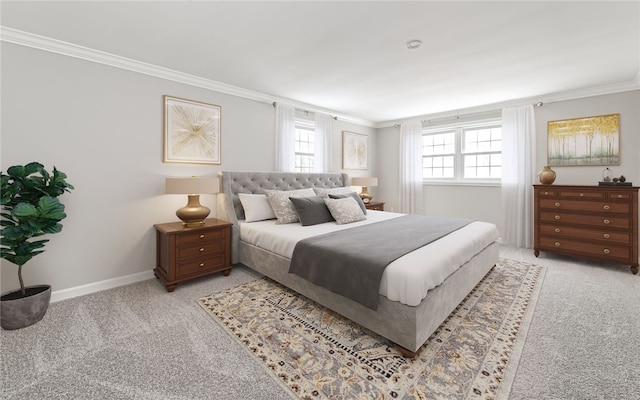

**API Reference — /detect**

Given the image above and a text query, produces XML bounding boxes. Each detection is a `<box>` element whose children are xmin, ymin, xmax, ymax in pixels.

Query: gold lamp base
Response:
<box><xmin>359</xmin><ymin>186</ymin><xmax>373</xmax><ymax>203</ymax></box>
<box><xmin>176</xmin><ymin>194</ymin><xmax>210</xmax><ymax>227</ymax></box>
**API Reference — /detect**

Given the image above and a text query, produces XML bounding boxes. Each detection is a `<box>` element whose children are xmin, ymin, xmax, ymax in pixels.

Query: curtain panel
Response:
<box><xmin>314</xmin><ymin>112</ymin><xmax>332</xmax><ymax>173</ymax></box>
<box><xmin>501</xmin><ymin>105</ymin><xmax>536</xmax><ymax>248</ymax></box>
<box><xmin>399</xmin><ymin>120</ymin><xmax>424</xmax><ymax>214</ymax></box>
<box><xmin>275</xmin><ymin>104</ymin><xmax>296</xmax><ymax>172</ymax></box>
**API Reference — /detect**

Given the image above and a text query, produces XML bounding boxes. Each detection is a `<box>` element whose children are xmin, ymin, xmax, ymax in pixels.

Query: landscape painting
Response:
<box><xmin>547</xmin><ymin>114</ymin><xmax>619</xmax><ymax>166</ymax></box>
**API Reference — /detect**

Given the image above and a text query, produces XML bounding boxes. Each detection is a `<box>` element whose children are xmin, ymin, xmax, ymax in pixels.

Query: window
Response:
<box><xmin>294</xmin><ymin>118</ymin><xmax>315</xmax><ymax>172</ymax></box>
<box><xmin>422</xmin><ymin>121</ymin><xmax>502</xmax><ymax>183</ymax></box>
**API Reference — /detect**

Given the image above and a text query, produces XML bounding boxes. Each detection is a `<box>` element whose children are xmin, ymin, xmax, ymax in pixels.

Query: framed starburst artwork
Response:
<box><xmin>163</xmin><ymin>95</ymin><xmax>221</xmax><ymax>164</ymax></box>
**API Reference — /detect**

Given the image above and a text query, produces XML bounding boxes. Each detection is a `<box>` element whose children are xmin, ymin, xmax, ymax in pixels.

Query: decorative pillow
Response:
<box><xmin>328</xmin><ymin>192</ymin><xmax>367</xmax><ymax>215</ymax></box>
<box><xmin>324</xmin><ymin>197</ymin><xmax>367</xmax><ymax>225</ymax></box>
<box><xmin>289</xmin><ymin>196</ymin><xmax>335</xmax><ymax>226</ymax></box>
<box><xmin>238</xmin><ymin>193</ymin><xmax>276</xmax><ymax>222</ymax></box>
<box><xmin>313</xmin><ymin>186</ymin><xmax>354</xmax><ymax>197</ymax></box>
<box><xmin>264</xmin><ymin>188</ymin><xmax>316</xmax><ymax>224</ymax></box>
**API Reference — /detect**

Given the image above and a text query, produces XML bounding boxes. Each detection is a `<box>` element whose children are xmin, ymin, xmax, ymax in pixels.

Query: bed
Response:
<box><xmin>216</xmin><ymin>171</ymin><xmax>500</xmax><ymax>357</ymax></box>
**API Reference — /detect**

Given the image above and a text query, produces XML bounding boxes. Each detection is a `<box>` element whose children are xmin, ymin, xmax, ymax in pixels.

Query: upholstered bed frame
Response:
<box><xmin>216</xmin><ymin>171</ymin><xmax>498</xmax><ymax>356</ymax></box>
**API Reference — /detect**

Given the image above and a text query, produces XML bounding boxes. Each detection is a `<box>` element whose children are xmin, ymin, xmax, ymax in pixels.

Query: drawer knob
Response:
<box><xmin>603</xmin><ymin>219</ymin><xmax>610</xmax><ymax>225</ymax></box>
<box><xmin>603</xmin><ymin>248</ymin><xmax>610</xmax><ymax>255</ymax></box>
<box><xmin>603</xmin><ymin>205</ymin><xmax>610</xmax><ymax>210</ymax></box>
<box><xmin>544</xmin><ymin>191</ymin><xmax>549</xmax><ymax>195</ymax></box>
<box><xmin>554</xmin><ymin>215</ymin><xmax>561</xmax><ymax>220</ymax></box>
<box><xmin>555</xmin><ymin>228</ymin><xmax>560</xmax><ymax>233</ymax></box>
<box><xmin>199</xmin><ymin>262</ymin><xmax>205</xmax><ymax>267</ymax></box>
<box><xmin>199</xmin><ymin>247</ymin><xmax>205</xmax><ymax>252</ymax></box>
<box><xmin>603</xmin><ymin>233</ymin><xmax>610</xmax><ymax>239</ymax></box>
<box><xmin>199</xmin><ymin>234</ymin><xmax>205</xmax><ymax>239</ymax></box>
<box><xmin>579</xmin><ymin>193</ymin><xmax>584</xmax><ymax>197</ymax></box>
<box><xmin>554</xmin><ymin>202</ymin><xmax>560</xmax><ymax>207</ymax></box>
<box><xmin>617</xmin><ymin>194</ymin><xmax>622</xmax><ymax>198</ymax></box>
<box><xmin>554</xmin><ymin>242</ymin><xmax>561</xmax><ymax>247</ymax></box>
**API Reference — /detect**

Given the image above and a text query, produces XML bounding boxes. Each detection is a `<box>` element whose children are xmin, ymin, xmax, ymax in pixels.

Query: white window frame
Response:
<box><xmin>294</xmin><ymin>116</ymin><xmax>315</xmax><ymax>173</ymax></box>
<box><xmin>422</xmin><ymin>118</ymin><xmax>502</xmax><ymax>186</ymax></box>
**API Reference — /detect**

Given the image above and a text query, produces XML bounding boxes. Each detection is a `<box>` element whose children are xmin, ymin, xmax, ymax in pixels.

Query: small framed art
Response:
<box><xmin>342</xmin><ymin>131</ymin><xmax>368</xmax><ymax>170</ymax></box>
<box><xmin>163</xmin><ymin>95</ymin><xmax>221</xmax><ymax>164</ymax></box>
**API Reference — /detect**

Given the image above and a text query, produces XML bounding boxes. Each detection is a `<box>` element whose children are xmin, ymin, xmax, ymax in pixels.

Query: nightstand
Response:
<box><xmin>154</xmin><ymin>218</ymin><xmax>232</xmax><ymax>292</ymax></box>
<box><xmin>364</xmin><ymin>201</ymin><xmax>385</xmax><ymax>211</ymax></box>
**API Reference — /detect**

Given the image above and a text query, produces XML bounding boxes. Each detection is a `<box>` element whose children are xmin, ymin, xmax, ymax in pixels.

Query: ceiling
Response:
<box><xmin>2</xmin><ymin>1</ymin><xmax>639</xmax><ymax>125</ymax></box>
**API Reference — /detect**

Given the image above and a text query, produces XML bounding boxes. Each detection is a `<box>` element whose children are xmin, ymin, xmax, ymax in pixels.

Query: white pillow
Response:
<box><xmin>238</xmin><ymin>193</ymin><xmax>276</xmax><ymax>222</ymax></box>
<box><xmin>313</xmin><ymin>186</ymin><xmax>354</xmax><ymax>197</ymax></box>
<box><xmin>264</xmin><ymin>188</ymin><xmax>316</xmax><ymax>224</ymax></box>
<box><xmin>324</xmin><ymin>197</ymin><xmax>367</xmax><ymax>225</ymax></box>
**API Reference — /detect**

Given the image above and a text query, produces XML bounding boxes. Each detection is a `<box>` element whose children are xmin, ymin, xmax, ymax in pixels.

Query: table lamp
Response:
<box><xmin>351</xmin><ymin>177</ymin><xmax>378</xmax><ymax>203</ymax></box>
<box><xmin>165</xmin><ymin>176</ymin><xmax>218</xmax><ymax>226</ymax></box>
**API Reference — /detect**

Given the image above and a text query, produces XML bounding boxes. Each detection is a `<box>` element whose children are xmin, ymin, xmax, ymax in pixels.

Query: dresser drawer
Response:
<box><xmin>608</xmin><ymin>191</ymin><xmax>632</xmax><ymax>200</ymax></box>
<box><xmin>558</xmin><ymin>190</ymin><xmax>605</xmax><ymax>200</ymax></box>
<box><xmin>176</xmin><ymin>254</ymin><xmax>226</xmax><ymax>278</ymax></box>
<box><xmin>539</xmin><ymin>224</ymin><xmax>630</xmax><ymax>245</ymax></box>
<box><xmin>539</xmin><ymin>212</ymin><xmax>630</xmax><ymax>229</ymax></box>
<box><xmin>539</xmin><ymin>237</ymin><xmax>630</xmax><ymax>260</ymax></box>
<box><xmin>537</xmin><ymin>189</ymin><xmax>557</xmax><ymax>198</ymax></box>
<box><xmin>177</xmin><ymin>229</ymin><xmax>224</xmax><ymax>247</ymax></box>
<box><xmin>177</xmin><ymin>241</ymin><xmax>225</xmax><ymax>260</ymax></box>
<box><xmin>539</xmin><ymin>199</ymin><xmax>629</xmax><ymax>214</ymax></box>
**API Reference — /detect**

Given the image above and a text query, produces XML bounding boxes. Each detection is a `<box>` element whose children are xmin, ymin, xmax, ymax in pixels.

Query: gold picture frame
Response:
<box><xmin>342</xmin><ymin>131</ymin><xmax>368</xmax><ymax>170</ymax></box>
<box><xmin>547</xmin><ymin>113</ymin><xmax>620</xmax><ymax>166</ymax></box>
<box><xmin>163</xmin><ymin>95</ymin><xmax>221</xmax><ymax>164</ymax></box>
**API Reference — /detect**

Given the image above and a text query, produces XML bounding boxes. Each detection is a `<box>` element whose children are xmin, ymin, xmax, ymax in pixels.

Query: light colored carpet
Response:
<box><xmin>1</xmin><ymin>245</ymin><xmax>638</xmax><ymax>399</ymax></box>
<box><xmin>198</xmin><ymin>258</ymin><xmax>544</xmax><ymax>399</ymax></box>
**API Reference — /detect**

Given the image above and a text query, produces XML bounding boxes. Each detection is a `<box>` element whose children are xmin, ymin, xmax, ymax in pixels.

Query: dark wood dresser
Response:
<box><xmin>533</xmin><ymin>185</ymin><xmax>639</xmax><ymax>274</ymax></box>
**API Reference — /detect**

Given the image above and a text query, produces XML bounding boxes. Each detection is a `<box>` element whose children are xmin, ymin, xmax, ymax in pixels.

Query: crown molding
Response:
<box><xmin>0</xmin><ymin>26</ymin><xmax>376</xmax><ymax>128</ymax></box>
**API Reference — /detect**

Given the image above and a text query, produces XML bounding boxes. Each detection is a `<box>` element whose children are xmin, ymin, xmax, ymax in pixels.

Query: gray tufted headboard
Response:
<box><xmin>216</xmin><ymin>171</ymin><xmax>349</xmax><ymax>263</ymax></box>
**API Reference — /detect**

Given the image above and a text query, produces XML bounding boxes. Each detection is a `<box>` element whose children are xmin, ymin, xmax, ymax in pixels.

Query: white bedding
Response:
<box><xmin>239</xmin><ymin>210</ymin><xmax>500</xmax><ymax>306</ymax></box>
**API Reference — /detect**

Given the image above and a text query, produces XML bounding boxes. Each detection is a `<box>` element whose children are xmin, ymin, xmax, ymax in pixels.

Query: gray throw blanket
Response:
<box><xmin>288</xmin><ymin>215</ymin><xmax>473</xmax><ymax>310</ymax></box>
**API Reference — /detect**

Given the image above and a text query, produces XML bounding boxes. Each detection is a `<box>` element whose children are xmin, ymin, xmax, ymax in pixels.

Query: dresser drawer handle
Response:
<box><xmin>603</xmin><ymin>248</ymin><xmax>610</xmax><ymax>254</ymax></box>
<box><xmin>603</xmin><ymin>219</ymin><xmax>610</xmax><ymax>225</ymax></box>
<box><xmin>603</xmin><ymin>233</ymin><xmax>610</xmax><ymax>239</ymax></box>
<box><xmin>554</xmin><ymin>202</ymin><xmax>560</xmax><ymax>207</ymax></box>
<box><xmin>554</xmin><ymin>242</ymin><xmax>561</xmax><ymax>247</ymax></box>
<box><xmin>544</xmin><ymin>191</ymin><xmax>549</xmax><ymax>195</ymax></box>
<box><xmin>617</xmin><ymin>194</ymin><xmax>622</xmax><ymax>198</ymax></box>
<box><xmin>603</xmin><ymin>205</ymin><xmax>610</xmax><ymax>211</ymax></box>
<box><xmin>199</xmin><ymin>262</ymin><xmax>205</xmax><ymax>267</ymax></box>
<box><xmin>199</xmin><ymin>234</ymin><xmax>205</xmax><ymax>239</ymax></box>
<box><xmin>554</xmin><ymin>215</ymin><xmax>560</xmax><ymax>220</ymax></box>
<box><xmin>199</xmin><ymin>247</ymin><xmax>205</xmax><ymax>252</ymax></box>
<box><xmin>555</xmin><ymin>228</ymin><xmax>560</xmax><ymax>233</ymax></box>
<box><xmin>579</xmin><ymin>193</ymin><xmax>584</xmax><ymax>197</ymax></box>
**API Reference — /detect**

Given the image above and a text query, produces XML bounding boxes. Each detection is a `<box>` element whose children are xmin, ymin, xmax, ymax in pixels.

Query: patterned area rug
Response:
<box><xmin>198</xmin><ymin>258</ymin><xmax>544</xmax><ymax>400</ymax></box>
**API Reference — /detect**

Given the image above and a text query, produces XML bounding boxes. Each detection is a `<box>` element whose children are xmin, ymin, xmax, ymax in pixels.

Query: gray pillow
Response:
<box><xmin>324</xmin><ymin>197</ymin><xmax>367</xmax><ymax>225</ymax></box>
<box><xmin>328</xmin><ymin>192</ymin><xmax>367</xmax><ymax>215</ymax></box>
<box><xmin>289</xmin><ymin>196</ymin><xmax>335</xmax><ymax>226</ymax></box>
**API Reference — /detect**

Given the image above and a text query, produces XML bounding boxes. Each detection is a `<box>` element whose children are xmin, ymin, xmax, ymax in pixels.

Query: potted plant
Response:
<box><xmin>1</xmin><ymin>162</ymin><xmax>73</xmax><ymax>330</ymax></box>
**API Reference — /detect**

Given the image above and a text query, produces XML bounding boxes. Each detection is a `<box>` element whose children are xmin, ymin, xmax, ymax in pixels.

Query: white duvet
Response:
<box><xmin>239</xmin><ymin>211</ymin><xmax>500</xmax><ymax>306</ymax></box>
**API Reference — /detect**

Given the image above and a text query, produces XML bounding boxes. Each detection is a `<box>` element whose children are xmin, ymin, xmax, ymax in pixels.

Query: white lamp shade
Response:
<box><xmin>165</xmin><ymin>176</ymin><xmax>219</xmax><ymax>194</ymax></box>
<box><xmin>351</xmin><ymin>177</ymin><xmax>378</xmax><ymax>187</ymax></box>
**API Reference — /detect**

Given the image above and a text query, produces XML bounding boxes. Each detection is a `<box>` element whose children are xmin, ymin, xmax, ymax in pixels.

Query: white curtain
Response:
<box><xmin>399</xmin><ymin>120</ymin><xmax>424</xmax><ymax>214</ymax></box>
<box><xmin>501</xmin><ymin>105</ymin><xmax>536</xmax><ymax>248</ymax></box>
<box><xmin>314</xmin><ymin>112</ymin><xmax>332</xmax><ymax>172</ymax></box>
<box><xmin>275</xmin><ymin>104</ymin><xmax>296</xmax><ymax>172</ymax></box>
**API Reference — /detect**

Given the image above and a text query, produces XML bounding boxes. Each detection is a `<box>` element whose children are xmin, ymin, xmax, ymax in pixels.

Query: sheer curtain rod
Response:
<box><xmin>393</xmin><ymin>101</ymin><xmax>544</xmax><ymax>127</ymax></box>
<box><xmin>272</xmin><ymin>101</ymin><xmax>338</xmax><ymax>120</ymax></box>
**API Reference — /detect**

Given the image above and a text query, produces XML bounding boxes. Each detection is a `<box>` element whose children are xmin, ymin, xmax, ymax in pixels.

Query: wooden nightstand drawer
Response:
<box><xmin>177</xmin><ymin>230</ymin><xmax>223</xmax><ymax>247</ymax></box>
<box><xmin>177</xmin><ymin>241</ymin><xmax>225</xmax><ymax>260</ymax></box>
<box><xmin>364</xmin><ymin>201</ymin><xmax>385</xmax><ymax>211</ymax></box>
<box><xmin>177</xmin><ymin>254</ymin><xmax>226</xmax><ymax>278</ymax></box>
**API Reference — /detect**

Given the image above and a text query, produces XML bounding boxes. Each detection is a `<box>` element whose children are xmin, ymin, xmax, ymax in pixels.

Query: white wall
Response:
<box><xmin>0</xmin><ymin>43</ymin><xmax>375</xmax><ymax>295</ymax></box>
<box><xmin>376</xmin><ymin>90</ymin><xmax>640</xmax><ymax>241</ymax></box>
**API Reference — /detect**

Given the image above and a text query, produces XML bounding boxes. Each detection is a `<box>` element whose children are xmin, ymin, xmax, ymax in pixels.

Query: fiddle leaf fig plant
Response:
<box><xmin>1</xmin><ymin>162</ymin><xmax>74</xmax><ymax>297</ymax></box>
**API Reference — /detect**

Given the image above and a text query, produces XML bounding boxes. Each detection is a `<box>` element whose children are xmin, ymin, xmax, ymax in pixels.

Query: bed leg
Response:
<box><xmin>395</xmin><ymin>344</ymin><xmax>423</xmax><ymax>359</ymax></box>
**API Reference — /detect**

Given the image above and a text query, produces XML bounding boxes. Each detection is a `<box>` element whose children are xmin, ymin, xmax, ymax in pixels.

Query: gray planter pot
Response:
<box><xmin>1</xmin><ymin>285</ymin><xmax>52</xmax><ymax>330</ymax></box>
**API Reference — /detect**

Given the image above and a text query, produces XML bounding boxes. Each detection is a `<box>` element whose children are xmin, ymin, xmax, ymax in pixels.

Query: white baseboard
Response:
<box><xmin>50</xmin><ymin>270</ymin><xmax>155</xmax><ymax>303</ymax></box>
